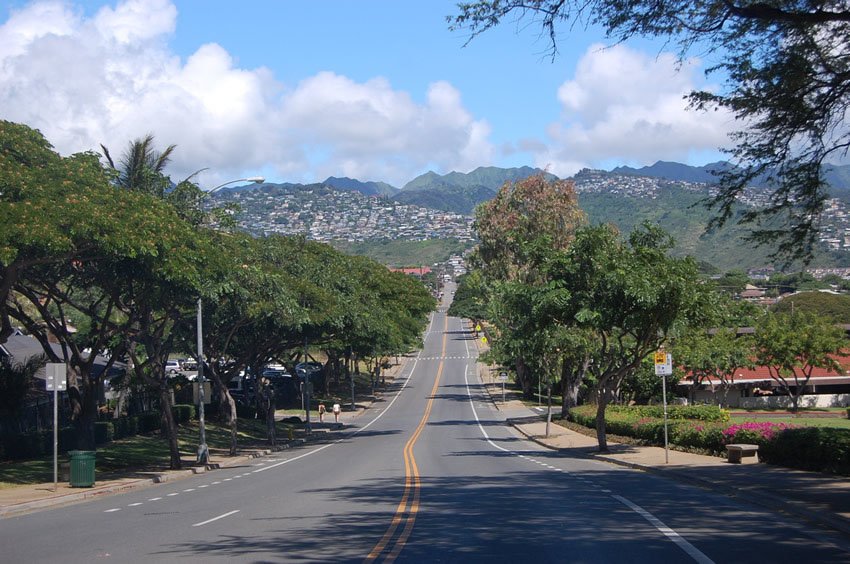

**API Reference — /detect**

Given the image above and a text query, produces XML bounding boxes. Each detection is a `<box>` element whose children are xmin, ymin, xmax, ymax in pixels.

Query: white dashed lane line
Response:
<box><xmin>192</xmin><ymin>509</ymin><xmax>240</xmax><ymax>528</ymax></box>
<box><xmin>104</xmin><ymin>508</ymin><xmax>121</xmax><ymax>513</ymax></box>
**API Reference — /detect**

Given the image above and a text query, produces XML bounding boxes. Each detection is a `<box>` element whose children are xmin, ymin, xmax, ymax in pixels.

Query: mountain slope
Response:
<box><xmin>323</xmin><ymin>176</ymin><xmax>398</xmax><ymax>197</ymax></box>
<box><xmin>395</xmin><ymin>165</ymin><xmax>555</xmax><ymax>213</ymax></box>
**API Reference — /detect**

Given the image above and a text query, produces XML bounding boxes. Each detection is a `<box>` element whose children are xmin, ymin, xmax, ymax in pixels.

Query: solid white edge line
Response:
<box><xmin>459</xmin><ymin>315</ymin><xmax>714</xmax><ymax>564</ymax></box>
<box><xmin>192</xmin><ymin>509</ymin><xmax>240</xmax><ymax>527</ymax></box>
<box><xmin>612</xmin><ymin>495</ymin><xmax>715</xmax><ymax>564</ymax></box>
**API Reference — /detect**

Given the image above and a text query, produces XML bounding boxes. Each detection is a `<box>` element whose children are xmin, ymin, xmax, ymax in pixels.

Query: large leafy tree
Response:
<box><xmin>538</xmin><ymin>223</ymin><xmax>714</xmax><ymax>451</ymax></box>
<box><xmin>0</xmin><ymin>122</ymin><xmax>151</xmax><ymax>344</ymax></box>
<box><xmin>754</xmin><ymin>310</ymin><xmax>846</xmax><ymax>412</ymax></box>
<box><xmin>0</xmin><ymin>122</ymin><xmax>205</xmax><ymax>450</ymax></box>
<box><xmin>472</xmin><ymin>175</ymin><xmax>586</xmax><ymax>396</ymax></box>
<box><xmin>447</xmin><ymin>271</ymin><xmax>488</xmax><ymax>322</ymax></box>
<box><xmin>673</xmin><ymin>326</ymin><xmax>753</xmax><ymax>407</ymax></box>
<box><xmin>450</xmin><ymin>1</ymin><xmax>850</xmax><ymax>262</ymax></box>
<box><xmin>186</xmin><ymin>232</ymin><xmax>307</xmax><ymax>453</ymax></box>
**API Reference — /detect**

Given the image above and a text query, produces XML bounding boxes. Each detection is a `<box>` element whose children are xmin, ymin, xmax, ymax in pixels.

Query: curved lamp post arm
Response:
<box><xmin>196</xmin><ymin>174</ymin><xmax>264</xmax><ymax>465</ymax></box>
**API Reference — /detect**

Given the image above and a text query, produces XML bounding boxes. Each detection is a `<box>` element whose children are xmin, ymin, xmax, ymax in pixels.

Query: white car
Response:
<box><xmin>165</xmin><ymin>359</ymin><xmax>181</xmax><ymax>375</ymax></box>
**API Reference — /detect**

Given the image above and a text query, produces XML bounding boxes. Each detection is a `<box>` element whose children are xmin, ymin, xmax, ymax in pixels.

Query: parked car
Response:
<box><xmin>182</xmin><ymin>359</ymin><xmax>198</xmax><ymax>372</ymax></box>
<box><xmin>295</xmin><ymin>362</ymin><xmax>323</xmax><ymax>379</ymax></box>
<box><xmin>165</xmin><ymin>359</ymin><xmax>181</xmax><ymax>375</ymax></box>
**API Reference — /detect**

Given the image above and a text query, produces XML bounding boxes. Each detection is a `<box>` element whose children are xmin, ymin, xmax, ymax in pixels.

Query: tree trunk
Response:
<box><xmin>209</xmin><ymin>369</ymin><xmax>239</xmax><ymax>456</ymax></box>
<box><xmin>266</xmin><ymin>399</ymin><xmax>276</xmax><ymax>447</ymax></box>
<box><xmin>560</xmin><ymin>357</ymin><xmax>588</xmax><ymax>419</ymax></box>
<box><xmin>595</xmin><ymin>399</ymin><xmax>608</xmax><ymax>453</ymax></box>
<box><xmin>70</xmin><ymin>367</ymin><xmax>98</xmax><ymax>451</ymax></box>
<box><xmin>260</xmin><ymin>380</ymin><xmax>276</xmax><ymax>446</ymax></box>
<box><xmin>516</xmin><ymin>357</ymin><xmax>533</xmax><ymax>399</ymax></box>
<box><xmin>216</xmin><ymin>390</ymin><xmax>238</xmax><ymax>456</ymax></box>
<box><xmin>158</xmin><ymin>385</ymin><xmax>182</xmax><ymax>469</ymax></box>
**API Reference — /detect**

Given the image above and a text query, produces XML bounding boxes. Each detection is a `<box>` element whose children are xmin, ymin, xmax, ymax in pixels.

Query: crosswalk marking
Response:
<box><xmin>416</xmin><ymin>355</ymin><xmax>474</xmax><ymax>360</ymax></box>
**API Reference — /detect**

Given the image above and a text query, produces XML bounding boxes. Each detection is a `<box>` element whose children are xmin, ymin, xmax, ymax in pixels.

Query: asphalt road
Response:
<box><xmin>2</xmin><ymin>294</ymin><xmax>850</xmax><ymax>563</ymax></box>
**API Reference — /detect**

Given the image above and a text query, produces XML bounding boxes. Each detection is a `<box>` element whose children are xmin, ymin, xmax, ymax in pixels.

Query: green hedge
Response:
<box><xmin>0</xmin><ymin>426</ymin><xmax>77</xmax><ymax>461</ymax></box>
<box><xmin>94</xmin><ymin>421</ymin><xmax>114</xmax><ymax>445</ymax></box>
<box><xmin>604</xmin><ymin>404</ymin><xmax>729</xmax><ymax>422</ymax></box>
<box><xmin>172</xmin><ymin>404</ymin><xmax>196</xmax><ymax>424</ymax></box>
<box><xmin>0</xmin><ymin>406</ymin><xmax>198</xmax><ymax>462</ymax></box>
<box><xmin>138</xmin><ymin>411</ymin><xmax>161</xmax><ymax>433</ymax></box>
<box><xmin>112</xmin><ymin>415</ymin><xmax>138</xmax><ymax>440</ymax></box>
<box><xmin>762</xmin><ymin>427</ymin><xmax>850</xmax><ymax>475</ymax></box>
<box><xmin>569</xmin><ymin>404</ymin><xmax>850</xmax><ymax>475</ymax></box>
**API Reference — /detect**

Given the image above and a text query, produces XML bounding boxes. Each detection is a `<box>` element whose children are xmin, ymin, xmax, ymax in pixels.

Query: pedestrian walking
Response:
<box><xmin>332</xmin><ymin>403</ymin><xmax>341</xmax><ymax>423</ymax></box>
<box><xmin>318</xmin><ymin>403</ymin><xmax>326</xmax><ymax>423</ymax></box>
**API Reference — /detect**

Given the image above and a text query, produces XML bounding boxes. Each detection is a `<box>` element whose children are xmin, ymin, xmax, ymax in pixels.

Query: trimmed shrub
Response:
<box><xmin>761</xmin><ymin>427</ymin><xmax>850</xmax><ymax>475</ymax></box>
<box><xmin>137</xmin><ymin>411</ymin><xmax>161</xmax><ymax>433</ymax></box>
<box><xmin>58</xmin><ymin>427</ymin><xmax>77</xmax><ymax>452</ymax></box>
<box><xmin>605</xmin><ymin>404</ymin><xmax>729</xmax><ymax>422</ymax></box>
<box><xmin>112</xmin><ymin>416</ymin><xmax>139</xmax><ymax>440</ymax></box>
<box><xmin>236</xmin><ymin>403</ymin><xmax>257</xmax><ymax>419</ymax></box>
<box><xmin>669</xmin><ymin>421</ymin><xmax>726</xmax><ymax>453</ymax></box>
<box><xmin>172</xmin><ymin>404</ymin><xmax>195</xmax><ymax>424</ymax></box>
<box><xmin>569</xmin><ymin>404</ymin><xmax>850</xmax><ymax>475</ymax></box>
<box><xmin>94</xmin><ymin>421</ymin><xmax>114</xmax><ymax>445</ymax></box>
<box><xmin>721</xmin><ymin>422</ymin><xmax>798</xmax><ymax>446</ymax></box>
<box><xmin>0</xmin><ymin>432</ymin><xmax>43</xmax><ymax>460</ymax></box>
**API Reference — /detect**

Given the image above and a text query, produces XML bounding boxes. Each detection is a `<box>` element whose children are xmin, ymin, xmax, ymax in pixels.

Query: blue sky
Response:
<box><xmin>1</xmin><ymin>0</ymin><xmax>733</xmax><ymax>188</ymax></box>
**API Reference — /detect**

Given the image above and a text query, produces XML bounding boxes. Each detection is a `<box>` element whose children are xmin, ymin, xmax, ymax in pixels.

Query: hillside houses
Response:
<box><xmin>214</xmin><ymin>184</ymin><xmax>474</xmax><ymax>243</ymax></box>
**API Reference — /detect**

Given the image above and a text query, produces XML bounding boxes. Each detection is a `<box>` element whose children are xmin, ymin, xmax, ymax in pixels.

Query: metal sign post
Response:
<box><xmin>498</xmin><ymin>371</ymin><xmax>508</xmax><ymax>403</ymax></box>
<box><xmin>654</xmin><ymin>352</ymin><xmax>672</xmax><ymax>464</ymax></box>
<box><xmin>46</xmin><ymin>363</ymin><xmax>67</xmax><ymax>492</ymax></box>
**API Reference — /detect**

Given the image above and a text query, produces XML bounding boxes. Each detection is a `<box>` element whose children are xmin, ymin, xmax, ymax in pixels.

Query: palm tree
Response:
<box><xmin>101</xmin><ymin>134</ymin><xmax>176</xmax><ymax>197</ymax></box>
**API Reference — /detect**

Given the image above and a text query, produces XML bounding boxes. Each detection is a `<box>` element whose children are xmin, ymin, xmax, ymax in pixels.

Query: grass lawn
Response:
<box><xmin>0</xmin><ymin>417</ymin><xmax>295</xmax><ymax>488</ymax></box>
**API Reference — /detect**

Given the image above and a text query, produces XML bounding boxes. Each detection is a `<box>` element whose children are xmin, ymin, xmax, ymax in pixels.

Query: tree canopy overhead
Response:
<box><xmin>449</xmin><ymin>1</ymin><xmax>850</xmax><ymax>263</ymax></box>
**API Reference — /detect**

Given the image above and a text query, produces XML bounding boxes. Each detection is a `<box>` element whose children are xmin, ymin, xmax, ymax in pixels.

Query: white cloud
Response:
<box><xmin>535</xmin><ymin>43</ymin><xmax>735</xmax><ymax>177</ymax></box>
<box><xmin>0</xmin><ymin>0</ymin><xmax>492</xmax><ymax>187</ymax></box>
<box><xmin>281</xmin><ymin>73</ymin><xmax>492</xmax><ymax>183</ymax></box>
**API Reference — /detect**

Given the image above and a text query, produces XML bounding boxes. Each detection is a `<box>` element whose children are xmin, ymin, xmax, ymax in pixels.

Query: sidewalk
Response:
<box><xmin>0</xmin><ymin>355</ymin><xmax>410</xmax><ymax>519</ymax></box>
<box><xmin>481</xmin><ymin>378</ymin><xmax>850</xmax><ymax>538</ymax></box>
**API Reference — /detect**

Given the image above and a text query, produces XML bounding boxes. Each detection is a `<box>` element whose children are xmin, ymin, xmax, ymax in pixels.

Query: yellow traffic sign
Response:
<box><xmin>475</xmin><ymin>324</ymin><xmax>481</xmax><ymax>332</ymax></box>
<box><xmin>654</xmin><ymin>352</ymin><xmax>667</xmax><ymax>365</ymax></box>
<box><xmin>481</xmin><ymin>336</ymin><xmax>487</xmax><ymax>344</ymax></box>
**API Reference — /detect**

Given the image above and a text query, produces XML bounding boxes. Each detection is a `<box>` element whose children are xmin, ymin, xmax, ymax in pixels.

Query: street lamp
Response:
<box><xmin>196</xmin><ymin>175</ymin><xmax>264</xmax><ymax>465</ymax></box>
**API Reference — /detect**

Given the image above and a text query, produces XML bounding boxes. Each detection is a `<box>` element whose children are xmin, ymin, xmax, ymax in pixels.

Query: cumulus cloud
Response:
<box><xmin>0</xmin><ymin>0</ymin><xmax>492</xmax><ymax>187</ymax></box>
<box><xmin>535</xmin><ymin>43</ymin><xmax>735</xmax><ymax>177</ymax></box>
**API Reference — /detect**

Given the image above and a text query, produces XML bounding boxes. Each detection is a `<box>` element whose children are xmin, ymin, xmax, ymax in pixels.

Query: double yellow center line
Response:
<box><xmin>365</xmin><ymin>315</ymin><xmax>447</xmax><ymax>562</ymax></box>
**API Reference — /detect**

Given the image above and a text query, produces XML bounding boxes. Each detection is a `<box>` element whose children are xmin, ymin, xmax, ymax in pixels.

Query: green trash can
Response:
<box><xmin>68</xmin><ymin>450</ymin><xmax>96</xmax><ymax>487</ymax></box>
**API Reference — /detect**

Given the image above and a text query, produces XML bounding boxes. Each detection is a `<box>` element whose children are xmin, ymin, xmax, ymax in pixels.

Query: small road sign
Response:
<box><xmin>654</xmin><ymin>352</ymin><xmax>672</xmax><ymax>376</ymax></box>
<box><xmin>498</xmin><ymin>371</ymin><xmax>508</xmax><ymax>382</ymax></box>
<box><xmin>46</xmin><ymin>363</ymin><xmax>66</xmax><ymax>391</ymax></box>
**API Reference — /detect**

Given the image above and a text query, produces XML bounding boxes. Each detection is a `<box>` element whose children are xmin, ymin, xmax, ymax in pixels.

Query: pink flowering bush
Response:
<box><xmin>670</xmin><ymin>421</ymin><xmax>726</xmax><ymax>452</ymax></box>
<box><xmin>722</xmin><ymin>422</ymin><xmax>799</xmax><ymax>445</ymax></box>
<box><xmin>568</xmin><ymin>405</ymin><xmax>850</xmax><ymax>473</ymax></box>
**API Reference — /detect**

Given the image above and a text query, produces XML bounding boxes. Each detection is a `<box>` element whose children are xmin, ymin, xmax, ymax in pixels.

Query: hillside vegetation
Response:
<box><xmin>578</xmin><ymin>187</ymin><xmax>850</xmax><ymax>271</ymax></box>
